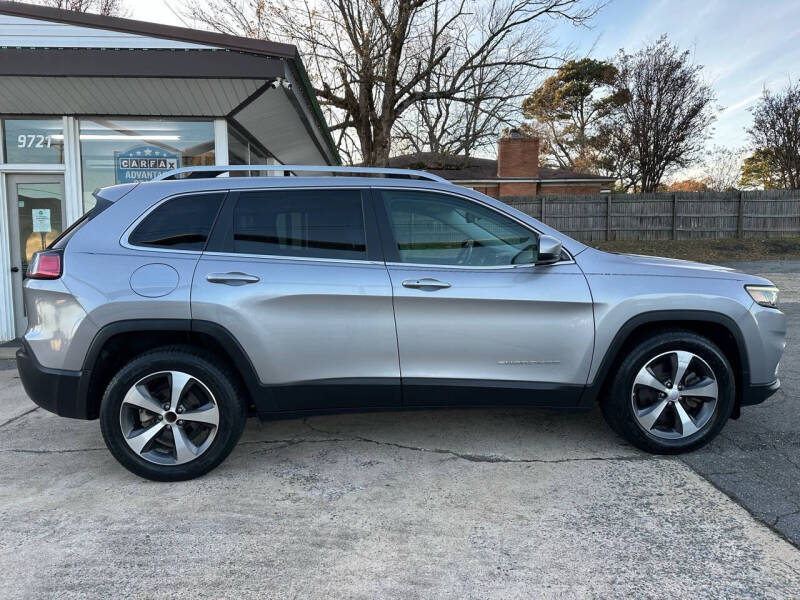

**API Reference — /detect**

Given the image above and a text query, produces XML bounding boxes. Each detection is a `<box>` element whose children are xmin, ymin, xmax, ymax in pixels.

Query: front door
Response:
<box><xmin>374</xmin><ymin>188</ymin><xmax>595</xmax><ymax>407</ymax></box>
<box><xmin>5</xmin><ymin>174</ymin><xmax>65</xmax><ymax>338</ymax></box>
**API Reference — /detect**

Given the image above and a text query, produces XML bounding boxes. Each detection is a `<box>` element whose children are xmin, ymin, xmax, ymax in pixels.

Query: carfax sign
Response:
<box><xmin>115</xmin><ymin>145</ymin><xmax>179</xmax><ymax>183</ymax></box>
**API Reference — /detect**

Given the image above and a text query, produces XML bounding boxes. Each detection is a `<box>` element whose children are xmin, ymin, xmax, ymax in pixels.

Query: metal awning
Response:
<box><xmin>0</xmin><ymin>2</ymin><xmax>338</xmax><ymax>165</ymax></box>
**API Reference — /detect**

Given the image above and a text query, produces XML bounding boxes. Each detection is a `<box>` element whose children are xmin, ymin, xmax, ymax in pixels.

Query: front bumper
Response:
<box><xmin>741</xmin><ymin>378</ymin><xmax>780</xmax><ymax>407</ymax></box>
<box><xmin>16</xmin><ymin>342</ymin><xmax>89</xmax><ymax>419</ymax></box>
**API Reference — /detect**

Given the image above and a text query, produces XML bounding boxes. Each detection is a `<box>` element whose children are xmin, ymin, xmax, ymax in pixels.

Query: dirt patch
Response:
<box><xmin>592</xmin><ymin>237</ymin><xmax>800</xmax><ymax>262</ymax></box>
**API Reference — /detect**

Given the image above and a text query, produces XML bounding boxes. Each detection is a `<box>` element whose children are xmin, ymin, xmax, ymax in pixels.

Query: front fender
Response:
<box><xmin>584</xmin><ymin>274</ymin><xmax>755</xmax><ymax>396</ymax></box>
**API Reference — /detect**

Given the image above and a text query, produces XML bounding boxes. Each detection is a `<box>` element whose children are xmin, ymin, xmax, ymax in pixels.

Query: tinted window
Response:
<box><xmin>129</xmin><ymin>193</ymin><xmax>224</xmax><ymax>251</ymax></box>
<box><xmin>232</xmin><ymin>189</ymin><xmax>367</xmax><ymax>260</ymax></box>
<box><xmin>380</xmin><ymin>190</ymin><xmax>538</xmax><ymax>266</ymax></box>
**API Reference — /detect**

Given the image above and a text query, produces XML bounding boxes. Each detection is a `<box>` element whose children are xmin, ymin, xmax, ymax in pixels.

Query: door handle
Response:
<box><xmin>10</xmin><ymin>267</ymin><xmax>19</xmax><ymax>273</ymax></box>
<box><xmin>402</xmin><ymin>278</ymin><xmax>451</xmax><ymax>290</ymax></box>
<box><xmin>205</xmin><ymin>272</ymin><xmax>260</xmax><ymax>285</ymax></box>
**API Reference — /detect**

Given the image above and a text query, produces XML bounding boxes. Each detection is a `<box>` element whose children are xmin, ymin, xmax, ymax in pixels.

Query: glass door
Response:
<box><xmin>5</xmin><ymin>174</ymin><xmax>65</xmax><ymax>338</ymax></box>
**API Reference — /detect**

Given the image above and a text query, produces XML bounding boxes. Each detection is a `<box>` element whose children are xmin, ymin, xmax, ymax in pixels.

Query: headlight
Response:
<box><xmin>746</xmin><ymin>285</ymin><xmax>779</xmax><ymax>308</ymax></box>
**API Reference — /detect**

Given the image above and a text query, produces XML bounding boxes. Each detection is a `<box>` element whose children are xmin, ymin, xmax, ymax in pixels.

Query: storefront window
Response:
<box><xmin>250</xmin><ymin>144</ymin><xmax>268</xmax><ymax>166</ymax></box>
<box><xmin>227</xmin><ymin>124</ymin><xmax>273</xmax><ymax>175</ymax></box>
<box><xmin>79</xmin><ymin>119</ymin><xmax>215</xmax><ymax>211</ymax></box>
<box><xmin>228</xmin><ymin>128</ymin><xmax>249</xmax><ymax>166</ymax></box>
<box><xmin>2</xmin><ymin>119</ymin><xmax>64</xmax><ymax>164</ymax></box>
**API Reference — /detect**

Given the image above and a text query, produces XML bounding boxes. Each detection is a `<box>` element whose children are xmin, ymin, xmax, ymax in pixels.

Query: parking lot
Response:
<box><xmin>1</xmin><ymin>262</ymin><xmax>799</xmax><ymax>599</ymax></box>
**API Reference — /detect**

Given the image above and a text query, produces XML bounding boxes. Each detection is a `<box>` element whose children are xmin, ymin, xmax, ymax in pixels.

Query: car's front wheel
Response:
<box><xmin>100</xmin><ymin>347</ymin><xmax>247</xmax><ymax>481</ymax></box>
<box><xmin>601</xmin><ymin>331</ymin><xmax>735</xmax><ymax>454</ymax></box>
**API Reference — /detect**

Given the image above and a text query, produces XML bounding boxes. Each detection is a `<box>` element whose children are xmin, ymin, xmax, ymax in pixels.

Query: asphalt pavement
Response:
<box><xmin>680</xmin><ymin>263</ymin><xmax>800</xmax><ymax>546</ymax></box>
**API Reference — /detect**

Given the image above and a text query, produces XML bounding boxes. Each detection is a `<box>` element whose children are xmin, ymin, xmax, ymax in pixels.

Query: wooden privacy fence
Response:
<box><xmin>503</xmin><ymin>189</ymin><xmax>800</xmax><ymax>242</ymax></box>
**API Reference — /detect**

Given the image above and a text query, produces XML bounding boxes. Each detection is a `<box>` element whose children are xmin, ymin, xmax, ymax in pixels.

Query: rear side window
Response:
<box><xmin>231</xmin><ymin>189</ymin><xmax>367</xmax><ymax>260</ymax></box>
<box><xmin>129</xmin><ymin>193</ymin><xmax>224</xmax><ymax>251</ymax></box>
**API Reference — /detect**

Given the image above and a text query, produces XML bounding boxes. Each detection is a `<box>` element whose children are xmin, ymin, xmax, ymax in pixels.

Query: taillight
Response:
<box><xmin>27</xmin><ymin>250</ymin><xmax>62</xmax><ymax>280</ymax></box>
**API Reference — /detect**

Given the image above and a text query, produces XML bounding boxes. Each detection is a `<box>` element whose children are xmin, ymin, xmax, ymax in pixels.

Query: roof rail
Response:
<box><xmin>153</xmin><ymin>164</ymin><xmax>449</xmax><ymax>183</ymax></box>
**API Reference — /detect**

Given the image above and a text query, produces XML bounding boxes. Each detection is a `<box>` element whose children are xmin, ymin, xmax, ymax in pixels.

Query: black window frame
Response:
<box><xmin>372</xmin><ymin>187</ymin><xmax>545</xmax><ymax>267</ymax></box>
<box><xmin>206</xmin><ymin>187</ymin><xmax>381</xmax><ymax>262</ymax></box>
<box><xmin>127</xmin><ymin>190</ymin><xmax>227</xmax><ymax>252</ymax></box>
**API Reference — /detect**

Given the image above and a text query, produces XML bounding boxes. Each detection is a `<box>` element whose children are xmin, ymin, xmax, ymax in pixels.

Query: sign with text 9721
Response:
<box><xmin>2</xmin><ymin>119</ymin><xmax>64</xmax><ymax>164</ymax></box>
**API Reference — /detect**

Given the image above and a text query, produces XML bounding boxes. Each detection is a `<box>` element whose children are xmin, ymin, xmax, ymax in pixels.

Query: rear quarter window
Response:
<box><xmin>129</xmin><ymin>193</ymin><xmax>225</xmax><ymax>251</ymax></box>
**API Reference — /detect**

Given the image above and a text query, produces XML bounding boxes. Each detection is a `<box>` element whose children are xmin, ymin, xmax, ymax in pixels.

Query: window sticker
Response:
<box><xmin>32</xmin><ymin>208</ymin><xmax>52</xmax><ymax>233</ymax></box>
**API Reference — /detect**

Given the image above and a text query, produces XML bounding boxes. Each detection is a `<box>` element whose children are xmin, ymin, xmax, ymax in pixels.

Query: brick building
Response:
<box><xmin>389</xmin><ymin>131</ymin><xmax>614</xmax><ymax>198</ymax></box>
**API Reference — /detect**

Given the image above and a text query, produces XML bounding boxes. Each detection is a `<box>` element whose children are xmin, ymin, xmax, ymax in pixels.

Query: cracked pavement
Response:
<box><xmin>0</xmin><ymin>262</ymin><xmax>799</xmax><ymax>599</ymax></box>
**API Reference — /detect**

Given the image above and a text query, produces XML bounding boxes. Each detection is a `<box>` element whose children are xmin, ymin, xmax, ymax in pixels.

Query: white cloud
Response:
<box><xmin>720</xmin><ymin>92</ymin><xmax>762</xmax><ymax>116</ymax></box>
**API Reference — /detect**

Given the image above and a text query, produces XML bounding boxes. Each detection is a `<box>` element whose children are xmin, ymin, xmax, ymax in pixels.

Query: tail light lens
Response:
<box><xmin>27</xmin><ymin>250</ymin><xmax>62</xmax><ymax>280</ymax></box>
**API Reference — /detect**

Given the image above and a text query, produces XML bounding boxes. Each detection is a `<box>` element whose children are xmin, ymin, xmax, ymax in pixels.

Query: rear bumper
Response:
<box><xmin>16</xmin><ymin>342</ymin><xmax>89</xmax><ymax>419</ymax></box>
<box><xmin>741</xmin><ymin>379</ymin><xmax>780</xmax><ymax>407</ymax></box>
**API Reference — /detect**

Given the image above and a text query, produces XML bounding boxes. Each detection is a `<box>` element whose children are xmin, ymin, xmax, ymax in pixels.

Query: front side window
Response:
<box><xmin>232</xmin><ymin>189</ymin><xmax>367</xmax><ymax>260</ymax></box>
<box><xmin>129</xmin><ymin>193</ymin><xmax>224</xmax><ymax>251</ymax></box>
<box><xmin>379</xmin><ymin>190</ymin><xmax>539</xmax><ymax>267</ymax></box>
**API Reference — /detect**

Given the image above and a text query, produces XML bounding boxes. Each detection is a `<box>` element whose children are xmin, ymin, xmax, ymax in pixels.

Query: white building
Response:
<box><xmin>0</xmin><ymin>1</ymin><xmax>338</xmax><ymax>341</ymax></box>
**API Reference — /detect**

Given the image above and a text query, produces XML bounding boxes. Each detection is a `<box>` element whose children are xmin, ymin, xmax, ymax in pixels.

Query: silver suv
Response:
<box><xmin>16</xmin><ymin>166</ymin><xmax>786</xmax><ymax>481</ymax></box>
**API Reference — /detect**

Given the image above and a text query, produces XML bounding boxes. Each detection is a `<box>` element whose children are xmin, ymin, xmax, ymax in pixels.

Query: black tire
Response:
<box><xmin>600</xmin><ymin>331</ymin><xmax>735</xmax><ymax>454</ymax></box>
<box><xmin>100</xmin><ymin>346</ymin><xmax>247</xmax><ymax>481</ymax></box>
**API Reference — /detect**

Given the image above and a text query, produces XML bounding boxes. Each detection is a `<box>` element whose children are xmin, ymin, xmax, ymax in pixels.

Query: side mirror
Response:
<box><xmin>536</xmin><ymin>235</ymin><xmax>563</xmax><ymax>265</ymax></box>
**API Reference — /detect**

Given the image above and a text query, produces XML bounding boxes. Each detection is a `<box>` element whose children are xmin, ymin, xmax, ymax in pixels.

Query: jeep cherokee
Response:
<box><xmin>16</xmin><ymin>165</ymin><xmax>786</xmax><ymax>480</ymax></box>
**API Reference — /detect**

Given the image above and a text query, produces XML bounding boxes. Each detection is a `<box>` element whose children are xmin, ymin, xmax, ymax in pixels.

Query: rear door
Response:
<box><xmin>191</xmin><ymin>186</ymin><xmax>400</xmax><ymax>413</ymax></box>
<box><xmin>374</xmin><ymin>187</ymin><xmax>594</xmax><ymax>407</ymax></box>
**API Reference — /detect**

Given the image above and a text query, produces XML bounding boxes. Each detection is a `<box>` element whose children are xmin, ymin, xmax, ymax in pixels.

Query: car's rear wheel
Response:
<box><xmin>601</xmin><ymin>331</ymin><xmax>735</xmax><ymax>454</ymax></box>
<box><xmin>100</xmin><ymin>347</ymin><xmax>247</xmax><ymax>481</ymax></box>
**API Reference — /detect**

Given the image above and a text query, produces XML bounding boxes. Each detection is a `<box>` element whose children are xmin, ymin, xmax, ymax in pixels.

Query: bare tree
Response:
<box><xmin>701</xmin><ymin>145</ymin><xmax>744</xmax><ymax>192</ymax></box>
<box><xmin>605</xmin><ymin>35</ymin><xmax>716</xmax><ymax>192</ymax></box>
<box><xmin>32</xmin><ymin>0</ymin><xmax>128</xmax><ymax>16</ymax></box>
<box><xmin>747</xmin><ymin>82</ymin><xmax>800</xmax><ymax>189</ymax></box>
<box><xmin>393</xmin><ymin>11</ymin><xmax>541</xmax><ymax>158</ymax></box>
<box><xmin>182</xmin><ymin>0</ymin><xmax>602</xmax><ymax>165</ymax></box>
<box><xmin>393</xmin><ymin>61</ymin><xmax>524</xmax><ymax>158</ymax></box>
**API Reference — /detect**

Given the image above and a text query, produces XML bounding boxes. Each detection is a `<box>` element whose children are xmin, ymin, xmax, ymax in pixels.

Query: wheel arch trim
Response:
<box><xmin>79</xmin><ymin>319</ymin><xmax>264</xmax><ymax>413</ymax></box>
<box><xmin>579</xmin><ymin>309</ymin><xmax>750</xmax><ymax>407</ymax></box>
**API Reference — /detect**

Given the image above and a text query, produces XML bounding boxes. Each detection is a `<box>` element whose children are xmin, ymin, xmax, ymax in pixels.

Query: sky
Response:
<box><xmin>549</xmin><ymin>0</ymin><xmax>800</xmax><ymax>151</ymax></box>
<box><xmin>128</xmin><ymin>0</ymin><xmax>800</xmax><ymax>156</ymax></box>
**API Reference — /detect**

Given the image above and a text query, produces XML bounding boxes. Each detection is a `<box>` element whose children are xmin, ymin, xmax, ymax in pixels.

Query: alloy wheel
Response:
<box><xmin>631</xmin><ymin>350</ymin><xmax>719</xmax><ymax>440</ymax></box>
<box><xmin>119</xmin><ymin>370</ymin><xmax>220</xmax><ymax>465</ymax></box>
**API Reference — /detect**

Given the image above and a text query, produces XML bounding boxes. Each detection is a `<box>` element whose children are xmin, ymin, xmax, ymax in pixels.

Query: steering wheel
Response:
<box><xmin>456</xmin><ymin>239</ymin><xmax>475</xmax><ymax>265</ymax></box>
<box><xmin>511</xmin><ymin>243</ymin><xmax>538</xmax><ymax>265</ymax></box>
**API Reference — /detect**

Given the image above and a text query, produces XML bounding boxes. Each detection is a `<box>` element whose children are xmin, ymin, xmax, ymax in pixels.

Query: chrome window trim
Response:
<box><xmin>371</xmin><ymin>184</ymin><xmax>575</xmax><ymax>268</ymax></box>
<box><xmin>119</xmin><ymin>183</ymin><xmax>575</xmax><ymax>268</ymax></box>
<box><xmin>195</xmin><ymin>252</ymin><xmax>568</xmax><ymax>270</ymax></box>
<box><xmin>384</xmin><ymin>259</ymin><xmax>574</xmax><ymax>270</ymax></box>
<box><xmin>120</xmin><ymin>189</ymin><xmax>230</xmax><ymax>255</ymax></box>
<box><xmin>200</xmin><ymin>250</ymin><xmax>384</xmax><ymax>266</ymax></box>
<box><xmin>122</xmin><ymin>185</ymin><xmax>378</xmax><ymax>261</ymax></box>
